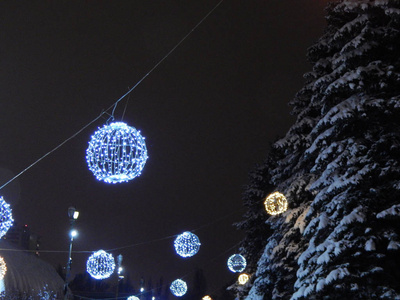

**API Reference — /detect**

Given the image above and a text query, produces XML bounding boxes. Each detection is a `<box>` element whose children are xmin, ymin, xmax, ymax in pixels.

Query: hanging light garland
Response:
<box><xmin>0</xmin><ymin>197</ymin><xmax>13</xmax><ymax>239</ymax></box>
<box><xmin>0</xmin><ymin>256</ymin><xmax>6</xmax><ymax>280</ymax></box>
<box><xmin>238</xmin><ymin>273</ymin><xmax>250</xmax><ymax>285</ymax></box>
<box><xmin>170</xmin><ymin>279</ymin><xmax>187</xmax><ymax>297</ymax></box>
<box><xmin>86</xmin><ymin>250</ymin><xmax>116</xmax><ymax>280</ymax></box>
<box><xmin>227</xmin><ymin>254</ymin><xmax>246</xmax><ymax>273</ymax></box>
<box><xmin>264</xmin><ymin>191</ymin><xmax>288</xmax><ymax>215</ymax></box>
<box><xmin>86</xmin><ymin>122</ymin><xmax>148</xmax><ymax>184</ymax></box>
<box><xmin>174</xmin><ymin>231</ymin><xmax>201</xmax><ymax>258</ymax></box>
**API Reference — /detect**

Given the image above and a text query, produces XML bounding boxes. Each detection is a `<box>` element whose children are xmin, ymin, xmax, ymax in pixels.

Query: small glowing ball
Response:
<box><xmin>0</xmin><ymin>256</ymin><xmax>6</xmax><ymax>280</ymax></box>
<box><xmin>202</xmin><ymin>296</ymin><xmax>213</xmax><ymax>300</ymax></box>
<box><xmin>238</xmin><ymin>273</ymin><xmax>250</xmax><ymax>285</ymax></box>
<box><xmin>264</xmin><ymin>191</ymin><xmax>288</xmax><ymax>215</ymax></box>
<box><xmin>127</xmin><ymin>296</ymin><xmax>140</xmax><ymax>300</ymax></box>
<box><xmin>86</xmin><ymin>250</ymin><xmax>116</xmax><ymax>280</ymax></box>
<box><xmin>0</xmin><ymin>197</ymin><xmax>13</xmax><ymax>239</ymax></box>
<box><xmin>170</xmin><ymin>279</ymin><xmax>187</xmax><ymax>297</ymax></box>
<box><xmin>227</xmin><ymin>254</ymin><xmax>246</xmax><ymax>273</ymax></box>
<box><xmin>86</xmin><ymin>122</ymin><xmax>148</xmax><ymax>184</ymax></box>
<box><xmin>174</xmin><ymin>231</ymin><xmax>201</xmax><ymax>257</ymax></box>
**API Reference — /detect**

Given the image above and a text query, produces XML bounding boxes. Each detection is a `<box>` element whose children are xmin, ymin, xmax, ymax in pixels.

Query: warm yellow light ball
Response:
<box><xmin>0</xmin><ymin>256</ymin><xmax>6</xmax><ymax>280</ymax></box>
<box><xmin>238</xmin><ymin>273</ymin><xmax>250</xmax><ymax>285</ymax></box>
<box><xmin>264</xmin><ymin>192</ymin><xmax>288</xmax><ymax>215</ymax></box>
<box><xmin>202</xmin><ymin>296</ymin><xmax>212</xmax><ymax>300</ymax></box>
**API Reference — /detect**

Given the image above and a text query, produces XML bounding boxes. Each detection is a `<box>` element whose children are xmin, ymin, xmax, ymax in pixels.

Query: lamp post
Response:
<box><xmin>64</xmin><ymin>206</ymin><xmax>79</xmax><ymax>299</ymax></box>
<box><xmin>115</xmin><ymin>254</ymin><xmax>124</xmax><ymax>300</ymax></box>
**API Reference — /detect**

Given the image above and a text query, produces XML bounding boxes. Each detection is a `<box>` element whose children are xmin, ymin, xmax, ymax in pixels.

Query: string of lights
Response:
<box><xmin>0</xmin><ymin>0</ymin><xmax>224</xmax><ymax>192</ymax></box>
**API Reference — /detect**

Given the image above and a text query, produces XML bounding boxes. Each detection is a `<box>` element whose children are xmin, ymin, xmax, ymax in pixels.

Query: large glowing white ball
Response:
<box><xmin>170</xmin><ymin>279</ymin><xmax>187</xmax><ymax>297</ymax></box>
<box><xmin>0</xmin><ymin>197</ymin><xmax>13</xmax><ymax>239</ymax></box>
<box><xmin>264</xmin><ymin>191</ymin><xmax>288</xmax><ymax>215</ymax></box>
<box><xmin>227</xmin><ymin>254</ymin><xmax>246</xmax><ymax>273</ymax></box>
<box><xmin>86</xmin><ymin>250</ymin><xmax>116</xmax><ymax>280</ymax></box>
<box><xmin>86</xmin><ymin>122</ymin><xmax>148</xmax><ymax>184</ymax></box>
<box><xmin>174</xmin><ymin>231</ymin><xmax>201</xmax><ymax>258</ymax></box>
<box><xmin>127</xmin><ymin>296</ymin><xmax>140</xmax><ymax>300</ymax></box>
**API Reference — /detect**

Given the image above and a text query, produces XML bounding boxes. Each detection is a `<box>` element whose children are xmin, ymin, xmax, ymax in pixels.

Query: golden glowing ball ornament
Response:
<box><xmin>264</xmin><ymin>192</ymin><xmax>288</xmax><ymax>215</ymax></box>
<box><xmin>0</xmin><ymin>256</ymin><xmax>6</xmax><ymax>280</ymax></box>
<box><xmin>202</xmin><ymin>296</ymin><xmax>213</xmax><ymax>300</ymax></box>
<box><xmin>238</xmin><ymin>273</ymin><xmax>250</xmax><ymax>285</ymax></box>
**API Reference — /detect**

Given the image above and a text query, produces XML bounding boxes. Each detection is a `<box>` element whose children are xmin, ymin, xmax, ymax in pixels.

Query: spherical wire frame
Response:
<box><xmin>86</xmin><ymin>250</ymin><xmax>116</xmax><ymax>280</ymax></box>
<box><xmin>86</xmin><ymin>122</ymin><xmax>148</xmax><ymax>184</ymax></box>
<box><xmin>0</xmin><ymin>196</ymin><xmax>13</xmax><ymax>239</ymax></box>
<box><xmin>174</xmin><ymin>231</ymin><xmax>201</xmax><ymax>258</ymax></box>
<box><xmin>170</xmin><ymin>279</ymin><xmax>187</xmax><ymax>297</ymax></box>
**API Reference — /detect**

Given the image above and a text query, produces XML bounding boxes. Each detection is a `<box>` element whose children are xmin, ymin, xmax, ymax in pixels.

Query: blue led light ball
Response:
<box><xmin>86</xmin><ymin>122</ymin><xmax>148</xmax><ymax>184</ymax></box>
<box><xmin>170</xmin><ymin>279</ymin><xmax>187</xmax><ymax>297</ymax></box>
<box><xmin>0</xmin><ymin>197</ymin><xmax>13</xmax><ymax>239</ymax></box>
<box><xmin>174</xmin><ymin>231</ymin><xmax>201</xmax><ymax>258</ymax></box>
<box><xmin>227</xmin><ymin>254</ymin><xmax>246</xmax><ymax>273</ymax></box>
<box><xmin>86</xmin><ymin>250</ymin><xmax>116</xmax><ymax>280</ymax></box>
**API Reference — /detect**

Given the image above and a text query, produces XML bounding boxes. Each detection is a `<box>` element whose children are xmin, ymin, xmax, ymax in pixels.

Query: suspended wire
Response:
<box><xmin>121</xmin><ymin>89</ymin><xmax>131</xmax><ymax>121</ymax></box>
<box><xmin>0</xmin><ymin>205</ymin><xmax>242</xmax><ymax>255</ymax></box>
<box><xmin>0</xmin><ymin>0</ymin><xmax>224</xmax><ymax>191</ymax></box>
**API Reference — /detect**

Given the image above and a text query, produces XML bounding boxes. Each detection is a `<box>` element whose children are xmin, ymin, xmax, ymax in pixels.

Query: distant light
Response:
<box><xmin>70</xmin><ymin>230</ymin><xmax>78</xmax><ymax>238</ymax></box>
<box><xmin>227</xmin><ymin>254</ymin><xmax>246</xmax><ymax>273</ymax></box>
<box><xmin>0</xmin><ymin>197</ymin><xmax>13</xmax><ymax>239</ymax></box>
<box><xmin>174</xmin><ymin>231</ymin><xmax>201</xmax><ymax>257</ymax></box>
<box><xmin>264</xmin><ymin>192</ymin><xmax>288</xmax><ymax>215</ymax></box>
<box><xmin>140</xmin><ymin>287</ymin><xmax>144</xmax><ymax>293</ymax></box>
<box><xmin>238</xmin><ymin>273</ymin><xmax>250</xmax><ymax>285</ymax></box>
<box><xmin>0</xmin><ymin>256</ymin><xmax>7</xmax><ymax>280</ymax></box>
<box><xmin>73</xmin><ymin>211</ymin><xmax>80</xmax><ymax>220</ymax></box>
<box><xmin>170</xmin><ymin>279</ymin><xmax>187</xmax><ymax>297</ymax></box>
<box><xmin>86</xmin><ymin>250</ymin><xmax>116</xmax><ymax>280</ymax></box>
<box><xmin>86</xmin><ymin>122</ymin><xmax>148</xmax><ymax>184</ymax></box>
<box><xmin>118</xmin><ymin>266</ymin><xmax>123</xmax><ymax>274</ymax></box>
<box><xmin>152</xmin><ymin>297</ymin><xmax>156</xmax><ymax>300</ymax></box>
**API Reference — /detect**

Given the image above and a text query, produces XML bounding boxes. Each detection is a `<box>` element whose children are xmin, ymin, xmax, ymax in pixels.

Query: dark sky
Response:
<box><xmin>0</xmin><ymin>0</ymin><xmax>328</xmax><ymax>297</ymax></box>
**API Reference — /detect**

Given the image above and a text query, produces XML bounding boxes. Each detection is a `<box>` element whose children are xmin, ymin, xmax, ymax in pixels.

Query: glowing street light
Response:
<box><xmin>64</xmin><ymin>206</ymin><xmax>79</xmax><ymax>299</ymax></box>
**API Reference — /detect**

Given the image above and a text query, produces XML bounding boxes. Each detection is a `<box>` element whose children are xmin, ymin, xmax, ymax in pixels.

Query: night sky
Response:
<box><xmin>0</xmin><ymin>0</ymin><xmax>328</xmax><ymax>296</ymax></box>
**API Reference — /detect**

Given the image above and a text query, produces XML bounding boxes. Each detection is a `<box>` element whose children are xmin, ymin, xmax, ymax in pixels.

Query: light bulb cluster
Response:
<box><xmin>170</xmin><ymin>279</ymin><xmax>187</xmax><ymax>297</ymax></box>
<box><xmin>227</xmin><ymin>254</ymin><xmax>247</xmax><ymax>273</ymax></box>
<box><xmin>86</xmin><ymin>122</ymin><xmax>148</xmax><ymax>184</ymax></box>
<box><xmin>238</xmin><ymin>273</ymin><xmax>250</xmax><ymax>285</ymax></box>
<box><xmin>264</xmin><ymin>191</ymin><xmax>288</xmax><ymax>215</ymax></box>
<box><xmin>0</xmin><ymin>197</ymin><xmax>13</xmax><ymax>239</ymax></box>
<box><xmin>174</xmin><ymin>231</ymin><xmax>201</xmax><ymax>258</ymax></box>
<box><xmin>0</xmin><ymin>256</ymin><xmax>6</xmax><ymax>280</ymax></box>
<box><xmin>86</xmin><ymin>250</ymin><xmax>116</xmax><ymax>280</ymax></box>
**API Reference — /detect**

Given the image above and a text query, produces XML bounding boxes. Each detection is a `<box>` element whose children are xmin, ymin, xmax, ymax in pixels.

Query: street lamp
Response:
<box><xmin>64</xmin><ymin>206</ymin><xmax>79</xmax><ymax>299</ymax></box>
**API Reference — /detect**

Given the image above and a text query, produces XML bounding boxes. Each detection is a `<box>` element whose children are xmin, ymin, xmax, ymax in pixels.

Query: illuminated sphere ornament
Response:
<box><xmin>86</xmin><ymin>250</ymin><xmax>116</xmax><ymax>280</ymax></box>
<box><xmin>0</xmin><ymin>256</ymin><xmax>6</xmax><ymax>280</ymax></box>
<box><xmin>202</xmin><ymin>296</ymin><xmax>213</xmax><ymax>300</ymax></box>
<box><xmin>174</xmin><ymin>231</ymin><xmax>201</xmax><ymax>258</ymax></box>
<box><xmin>238</xmin><ymin>273</ymin><xmax>250</xmax><ymax>285</ymax></box>
<box><xmin>170</xmin><ymin>279</ymin><xmax>187</xmax><ymax>297</ymax></box>
<box><xmin>127</xmin><ymin>296</ymin><xmax>140</xmax><ymax>300</ymax></box>
<box><xmin>0</xmin><ymin>197</ymin><xmax>13</xmax><ymax>239</ymax></box>
<box><xmin>86</xmin><ymin>122</ymin><xmax>148</xmax><ymax>183</ymax></box>
<box><xmin>264</xmin><ymin>191</ymin><xmax>288</xmax><ymax>215</ymax></box>
<box><xmin>227</xmin><ymin>254</ymin><xmax>246</xmax><ymax>273</ymax></box>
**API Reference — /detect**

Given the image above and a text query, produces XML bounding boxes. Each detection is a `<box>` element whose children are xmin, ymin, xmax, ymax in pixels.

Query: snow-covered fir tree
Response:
<box><xmin>241</xmin><ymin>0</ymin><xmax>400</xmax><ymax>299</ymax></box>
